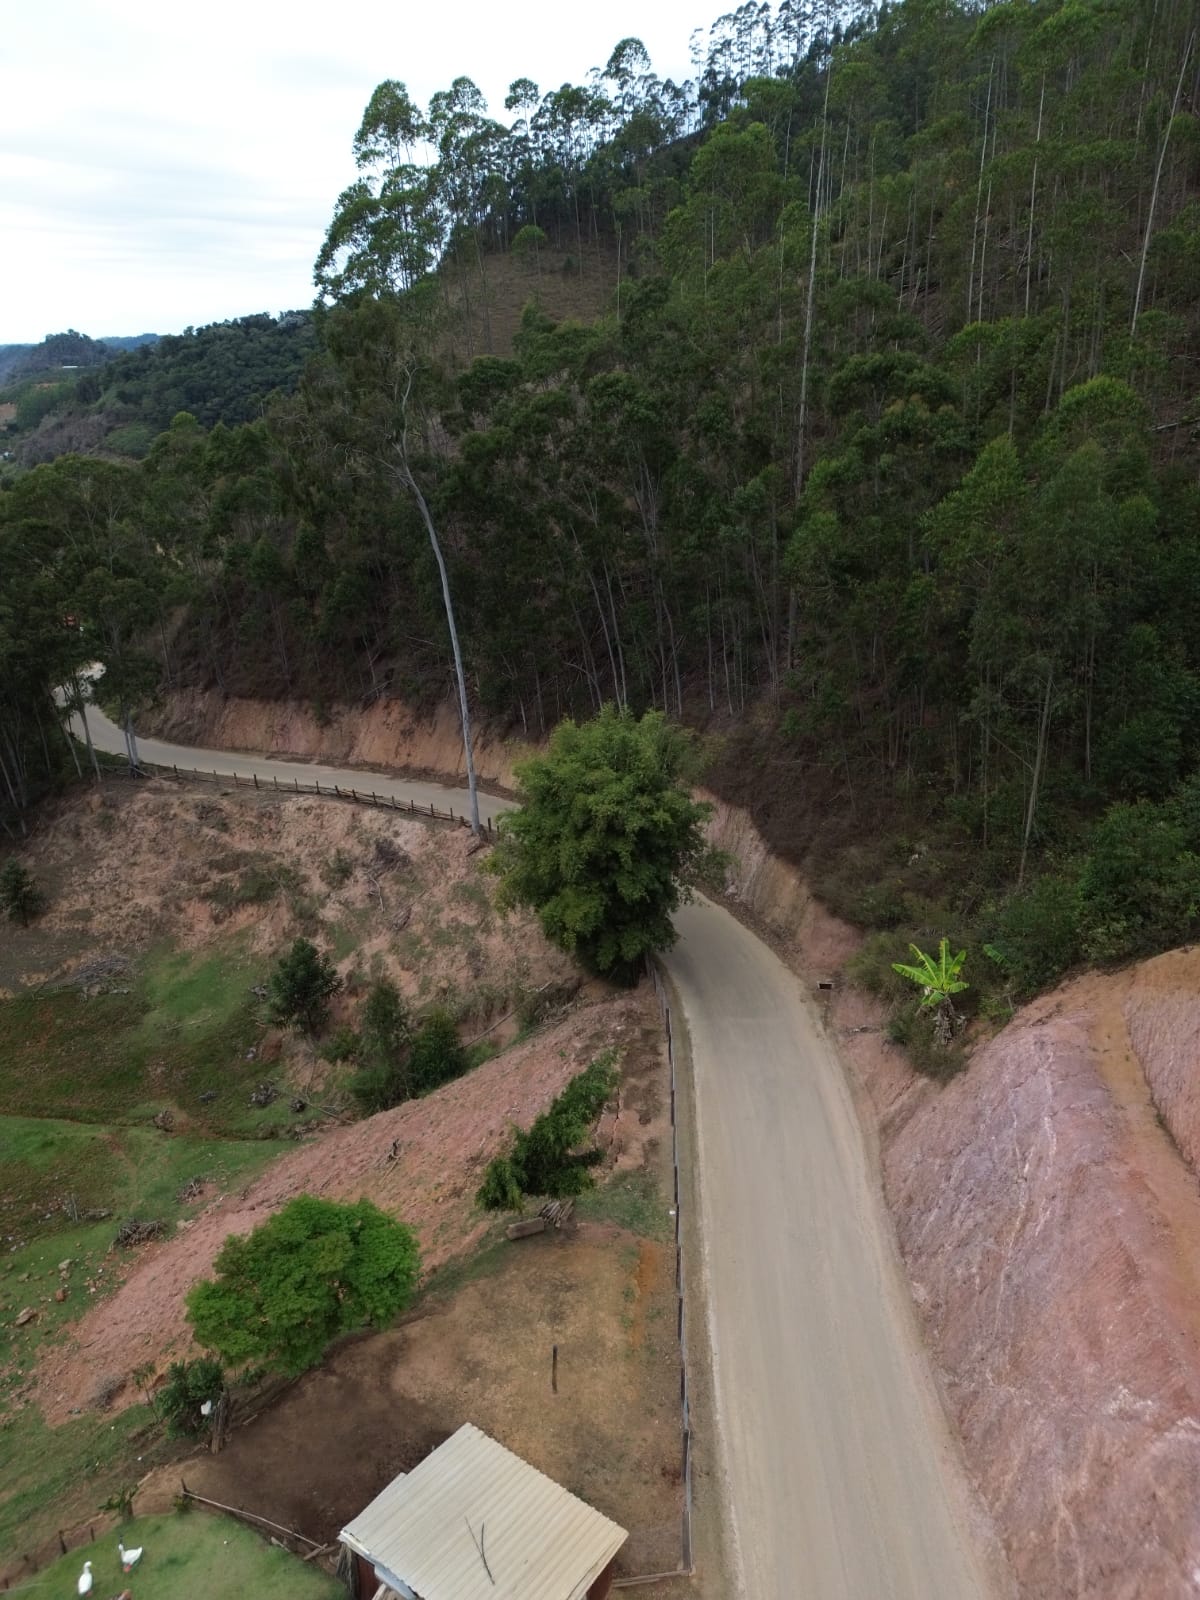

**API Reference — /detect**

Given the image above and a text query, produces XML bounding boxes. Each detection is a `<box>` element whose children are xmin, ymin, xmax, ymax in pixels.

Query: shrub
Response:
<box><xmin>0</xmin><ymin>860</ymin><xmax>44</xmax><ymax>926</ymax></box>
<box><xmin>268</xmin><ymin>938</ymin><xmax>342</xmax><ymax>1033</ymax></box>
<box><xmin>349</xmin><ymin>1058</ymin><xmax>408</xmax><ymax>1115</ymax></box>
<box><xmin>408</xmin><ymin>1009</ymin><xmax>468</xmax><ymax>1095</ymax></box>
<box><xmin>1077</xmin><ymin>801</ymin><xmax>1200</xmax><ymax>962</ymax></box>
<box><xmin>187</xmin><ymin>1195</ymin><xmax>419</xmax><ymax>1376</ymax></box>
<box><xmin>157</xmin><ymin>1357</ymin><xmax>225</xmax><ymax>1438</ymax></box>
<box><xmin>320</xmin><ymin>849</ymin><xmax>355</xmax><ymax>888</ymax></box>
<box><xmin>982</xmin><ymin>873</ymin><xmax>1082</xmax><ymax>995</ymax></box>
<box><xmin>478</xmin><ymin>1052</ymin><xmax>618</xmax><ymax>1210</ymax></box>
<box><xmin>476</xmin><ymin>1155</ymin><xmax>523</xmax><ymax>1212</ymax></box>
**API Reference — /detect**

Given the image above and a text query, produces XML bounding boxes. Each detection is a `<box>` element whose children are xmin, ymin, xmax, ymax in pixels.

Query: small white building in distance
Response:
<box><xmin>339</xmin><ymin>1423</ymin><xmax>628</xmax><ymax>1600</ymax></box>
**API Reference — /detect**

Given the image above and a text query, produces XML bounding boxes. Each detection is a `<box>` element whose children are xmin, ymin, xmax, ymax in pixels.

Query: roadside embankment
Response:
<box><xmin>705</xmin><ymin>790</ymin><xmax>1200</xmax><ymax>1599</ymax></box>
<box><xmin>142</xmin><ymin>687</ymin><xmax>528</xmax><ymax>790</ymax></box>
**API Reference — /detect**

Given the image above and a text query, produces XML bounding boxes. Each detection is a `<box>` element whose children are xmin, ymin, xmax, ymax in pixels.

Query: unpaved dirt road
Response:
<box><xmin>78</xmin><ymin>707</ymin><xmax>994</xmax><ymax>1599</ymax></box>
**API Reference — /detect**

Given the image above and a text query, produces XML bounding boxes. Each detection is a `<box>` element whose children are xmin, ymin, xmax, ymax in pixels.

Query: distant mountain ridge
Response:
<box><xmin>0</xmin><ymin>330</ymin><xmax>158</xmax><ymax>384</ymax></box>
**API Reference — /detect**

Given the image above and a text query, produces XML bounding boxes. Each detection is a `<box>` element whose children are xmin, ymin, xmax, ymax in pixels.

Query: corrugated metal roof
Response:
<box><xmin>340</xmin><ymin>1423</ymin><xmax>628</xmax><ymax>1600</ymax></box>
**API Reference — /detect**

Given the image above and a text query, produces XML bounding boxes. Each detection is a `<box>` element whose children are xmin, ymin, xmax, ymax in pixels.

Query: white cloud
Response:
<box><xmin>0</xmin><ymin>0</ymin><xmax>701</xmax><ymax>341</ymax></box>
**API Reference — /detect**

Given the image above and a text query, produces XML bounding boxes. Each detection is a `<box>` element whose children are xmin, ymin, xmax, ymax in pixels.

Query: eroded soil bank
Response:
<box><xmin>142</xmin><ymin>687</ymin><xmax>529</xmax><ymax>790</ymax></box>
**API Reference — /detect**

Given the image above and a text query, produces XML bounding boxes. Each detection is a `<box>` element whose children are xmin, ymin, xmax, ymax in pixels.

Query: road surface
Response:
<box><xmin>78</xmin><ymin>705</ymin><xmax>993</xmax><ymax>1599</ymax></box>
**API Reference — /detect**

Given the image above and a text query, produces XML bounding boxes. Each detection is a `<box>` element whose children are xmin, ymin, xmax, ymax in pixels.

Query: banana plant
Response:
<box><xmin>892</xmin><ymin>938</ymin><xmax>969</xmax><ymax>1010</ymax></box>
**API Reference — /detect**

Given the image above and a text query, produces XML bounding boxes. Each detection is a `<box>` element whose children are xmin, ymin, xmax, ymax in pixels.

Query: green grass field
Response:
<box><xmin>27</xmin><ymin>1511</ymin><xmax>342</xmax><ymax>1599</ymax></box>
<box><xmin>0</xmin><ymin>938</ymin><xmax>326</xmax><ymax>1560</ymax></box>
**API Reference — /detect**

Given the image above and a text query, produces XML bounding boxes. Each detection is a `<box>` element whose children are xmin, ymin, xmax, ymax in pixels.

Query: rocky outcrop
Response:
<box><xmin>706</xmin><ymin>796</ymin><xmax>1200</xmax><ymax>1599</ymax></box>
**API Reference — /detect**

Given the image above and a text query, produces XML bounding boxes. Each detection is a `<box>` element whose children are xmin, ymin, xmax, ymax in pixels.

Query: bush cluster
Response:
<box><xmin>346</xmin><ymin>982</ymin><xmax>469</xmax><ymax>1115</ymax></box>
<box><xmin>477</xmin><ymin>1052</ymin><xmax>618</xmax><ymax>1211</ymax></box>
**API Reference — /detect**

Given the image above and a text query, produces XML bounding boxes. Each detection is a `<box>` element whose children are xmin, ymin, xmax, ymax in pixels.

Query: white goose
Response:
<box><xmin>77</xmin><ymin>1560</ymin><xmax>93</xmax><ymax>1596</ymax></box>
<box><xmin>118</xmin><ymin>1541</ymin><xmax>143</xmax><ymax>1572</ymax></box>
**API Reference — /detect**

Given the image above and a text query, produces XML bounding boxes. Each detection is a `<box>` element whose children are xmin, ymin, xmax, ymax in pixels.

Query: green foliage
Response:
<box><xmin>348</xmin><ymin>978</ymin><xmax>415</xmax><ymax>1112</ymax></box>
<box><xmin>267</xmin><ymin>938</ymin><xmax>342</xmax><ymax>1033</ymax></box>
<box><xmin>891</xmin><ymin>939</ymin><xmax>969</xmax><ymax>1008</ymax></box>
<box><xmin>983</xmin><ymin>875</ymin><xmax>1083</xmax><ymax>994</ymax></box>
<box><xmin>478</xmin><ymin>1052</ymin><xmax>618</xmax><ymax>1210</ymax></box>
<box><xmin>408</xmin><ymin>1008</ymin><xmax>468</xmax><ymax>1094</ymax></box>
<box><xmin>1077</xmin><ymin>801</ymin><xmax>1200</xmax><ymax>962</ymax></box>
<box><xmin>186</xmin><ymin>1196</ymin><xmax>419</xmax><ymax>1375</ymax></box>
<box><xmin>0</xmin><ymin>859</ymin><xmax>44</xmax><ymax>926</ymax></box>
<box><xmin>157</xmin><ymin>1358</ymin><xmax>225</xmax><ymax>1438</ymax></box>
<box><xmin>490</xmin><ymin>708</ymin><xmax>711</xmax><ymax>983</ymax></box>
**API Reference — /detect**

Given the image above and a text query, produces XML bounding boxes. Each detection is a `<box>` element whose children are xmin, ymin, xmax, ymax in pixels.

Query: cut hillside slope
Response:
<box><xmin>6</xmin><ymin>776</ymin><xmax>561</xmax><ymax>1012</ymax></box>
<box><xmin>35</xmin><ymin>988</ymin><xmax>657</xmax><ymax>1424</ymax></box>
<box><xmin>141</xmin><ymin>689</ymin><xmax>527</xmax><ymax>792</ymax></box>
<box><xmin>708</xmin><ymin>795</ymin><xmax>1200</xmax><ymax>1599</ymax></box>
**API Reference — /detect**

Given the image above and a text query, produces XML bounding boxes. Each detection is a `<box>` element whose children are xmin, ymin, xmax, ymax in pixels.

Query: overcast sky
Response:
<box><xmin>0</xmin><ymin>0</ymin><xmax>705</xmax><ymax>345</ymax></box>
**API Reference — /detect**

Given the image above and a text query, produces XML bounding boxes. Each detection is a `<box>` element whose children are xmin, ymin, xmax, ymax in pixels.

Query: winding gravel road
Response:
<box><xmin>78</xmin><ymin>706</ymin><xmax>993</xmax><ymax>1600</ymax></box>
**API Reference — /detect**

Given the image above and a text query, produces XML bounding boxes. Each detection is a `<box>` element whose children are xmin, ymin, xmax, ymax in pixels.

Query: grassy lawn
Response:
<box><xmin>575</xmin><ymin>1168</ymin><xmax>673</xmax><ymax>1242</ymax></box>
<box><xmin>26</xmin><ymin>1511</ymin><xmax>342</xmax><ymax>1599</ymax></box>
<box><xmin>0</xmin><ymin>942</ymin><xmax>326</xmax><ymax>1137</ymax></box>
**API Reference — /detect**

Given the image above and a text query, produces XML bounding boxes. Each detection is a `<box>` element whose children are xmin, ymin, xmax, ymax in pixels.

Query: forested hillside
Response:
<box><xmin>1</xmin><ymin>314</ymin><xmax>315</xmax><ymax>464</ymax></box>
<box><xmin>3</xmin><ymin>0</ymin><xmax>1199</xmax><ymax>1008</ymax></box>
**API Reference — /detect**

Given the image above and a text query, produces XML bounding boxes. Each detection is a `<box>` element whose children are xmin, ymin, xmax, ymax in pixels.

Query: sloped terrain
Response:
<box><xmin>711</xmin><ymin>794</ymin><xmax>1200</xmax><ymax>1599</ymax></box>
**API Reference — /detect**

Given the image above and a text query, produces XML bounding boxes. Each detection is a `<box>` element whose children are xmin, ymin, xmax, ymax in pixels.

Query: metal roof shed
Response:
<box><xmin>339</xmin><ymin>1423</ymin><xmax>629</xmax><ymax>1600</ymax></box>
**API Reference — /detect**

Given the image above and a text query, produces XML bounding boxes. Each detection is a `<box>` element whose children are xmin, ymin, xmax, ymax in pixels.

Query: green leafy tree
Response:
<box><xmin>490</xmin><ymin>707</ymin><xmax>711</xmax><ymax>983</ymax></box>
<box><xmin>349</xmin><ymin>979</ymin><xmax>413</xmax><ymax>1113</ymax></box>
<box><xmin>0</xmin><ymin>860</ymin><xmax>43</xmax><ymax>926</ymax></box>
<box><xmin>408</xmin><ymin>1008</ymin><xmax>468</xmax><ymax>1094</ymax></box>
<box><xmin>268</xmin><ymin>938</ymin><xmax>342</xmax><ymax>1033</ymax></box>
<box><xmin>478</xmin><ymin>1053</ymin><xmax>618</xmax><ymax>1210</ymax></box>
<box><xmin>187</xmin><ymin>1196</ymin><xmax>419</xmax><ymax>1376</ymax></box>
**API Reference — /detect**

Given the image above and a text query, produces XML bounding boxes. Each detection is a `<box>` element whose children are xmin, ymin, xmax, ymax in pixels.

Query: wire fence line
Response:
<box><xmin>102</xmin><ymin>757</ymin><xmax>494</xmax><ymax>834</ymax></box>
<box><xmin>644</xmin><ymin>957</ymin><xmax>695</xmax><ymax>1580</ymax></box>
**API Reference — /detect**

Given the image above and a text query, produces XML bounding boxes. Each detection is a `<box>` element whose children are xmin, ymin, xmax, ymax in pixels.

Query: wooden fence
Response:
<box><xmin>113</xmin><ymin>758</ymin><xmax>494</xmax><ymax>834</ymax></box>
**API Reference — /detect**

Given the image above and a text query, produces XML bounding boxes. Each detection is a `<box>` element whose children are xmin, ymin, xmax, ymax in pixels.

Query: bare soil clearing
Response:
<box><xmin>5</xmin><ymin>778</ymin><xmax>567</xmax><ymax>1015</ymax></box>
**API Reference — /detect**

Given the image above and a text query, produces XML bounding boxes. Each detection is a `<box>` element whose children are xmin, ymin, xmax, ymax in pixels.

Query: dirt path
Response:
<box><xmin>78</xmin><ymin>704</ymin><xmax>995</xmax><ymax>1598</ymax></box>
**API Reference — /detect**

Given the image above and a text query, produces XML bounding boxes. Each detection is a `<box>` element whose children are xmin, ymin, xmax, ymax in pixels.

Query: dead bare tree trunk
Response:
<box><xmin>393</xmin><ymin>379</ymin><xmax>480</xmax><ymax>834</ymax></box>
<box><xmin>1018</xmin><ymin>665</ymin><xmax>1054</xmax><ymax>888</ymax></box>
<box><xmin>1131</xmin><ymin>29</ymin><xmax>1195</xmax><ymax>337</ymax></box>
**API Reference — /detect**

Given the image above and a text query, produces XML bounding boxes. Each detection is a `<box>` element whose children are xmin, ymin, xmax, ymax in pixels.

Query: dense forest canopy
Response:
<box><xmin>0</xmin><ymin>314</ymin><xmax>315</xmax><ymax>465</ymax></box>
<box><xmin>3</xmin><ymin>0</ymin><xmax>1199</xmax><ymax>998</ymax></box>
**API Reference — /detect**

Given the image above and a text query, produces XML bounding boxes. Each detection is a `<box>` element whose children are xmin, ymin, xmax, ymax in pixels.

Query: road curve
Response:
<box><xmin>77</xmin><ymin>706</ymin><xmax>992</xmax><ymax>1599</ymax></box>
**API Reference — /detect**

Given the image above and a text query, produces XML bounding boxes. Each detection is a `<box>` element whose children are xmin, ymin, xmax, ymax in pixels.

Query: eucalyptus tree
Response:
<box><xmin>316</xmin><ymin>292</ymin><xmax>482</xmax><ymax>832</ymax></box>
<box><xmin>315</xmin><ymin>81</ymin><xmax>443</xmax><ymax>302</ymax></box>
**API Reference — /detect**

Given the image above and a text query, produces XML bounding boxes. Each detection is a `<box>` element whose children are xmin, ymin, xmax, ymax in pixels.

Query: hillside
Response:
<box><xmin>3</xmin><ymin>0</ymin><xmax>1200</xmax><ymax>1001</ymax></box>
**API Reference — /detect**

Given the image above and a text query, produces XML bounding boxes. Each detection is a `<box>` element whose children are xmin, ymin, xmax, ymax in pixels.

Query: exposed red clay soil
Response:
<box><xmin>35</xmin><ymin>990</ymin><xmax>655</xmax><ymax>1425</ymax></box>
<box><xmin>143</xmin><ymin>689</ymin><xmax>528</xmax><ymax>790</ymax></box>
<box><xmin>708</xmin><ymin>794</ymin><xmax>1200</xmax><ymax>1600</ymax></box>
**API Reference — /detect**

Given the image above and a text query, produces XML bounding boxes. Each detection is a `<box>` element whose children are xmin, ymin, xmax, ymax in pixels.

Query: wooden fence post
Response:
<box><xmin>253</xmin><ymin>773</ymin><xmax>258</xmax><ymax>790</ymax></box>
<box><xmin>273</xmin><ymin>775</ymin><xmax>278</xmax><ymax>792</ymax></box>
